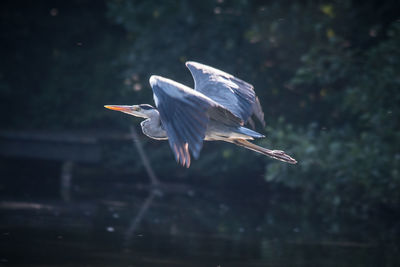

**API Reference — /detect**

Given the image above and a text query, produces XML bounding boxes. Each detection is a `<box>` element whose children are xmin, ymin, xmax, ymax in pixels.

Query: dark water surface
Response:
<box><xmin>1</xmin><ymin>196</ymin><xmax>399</xmax><ymax>267</ymax></box>
<box><xmin>0</xmin><ymin>161</ymin><xmax>398</xmax><ymax>266</ymax></box>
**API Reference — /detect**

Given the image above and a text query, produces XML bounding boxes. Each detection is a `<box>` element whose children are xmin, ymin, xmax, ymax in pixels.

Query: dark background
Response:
<box><xmin>0</xmin><ymin>0</ymin><xmax>399</xmax><ymax>266</ymax></box>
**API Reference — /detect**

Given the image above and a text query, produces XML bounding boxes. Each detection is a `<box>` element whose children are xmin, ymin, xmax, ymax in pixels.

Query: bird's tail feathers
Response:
<box><xmin>232</xmin><ymin>139</ymin><xmax>297</xmax><ymax>164</ymax></box>
<box><xmin>238</xmin><ymin>126</ymin><xmax>265</xmax><ymax>139</ymax></box>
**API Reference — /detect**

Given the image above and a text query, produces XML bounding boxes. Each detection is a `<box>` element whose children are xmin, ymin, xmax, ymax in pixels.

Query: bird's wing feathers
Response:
<box><xmin>252</xmin><ymin>96</ymin><xmax>265</xmax><ymax>127</ymax></box>
<box><xmin>186</xmin><ymin>61</ymin><xmax>265</xmax><ymax>125</ymax></box>
<box><xmin>149</xmin><ymin>75</ymin><xmax>241</xmax><ymax>167</ymax></box>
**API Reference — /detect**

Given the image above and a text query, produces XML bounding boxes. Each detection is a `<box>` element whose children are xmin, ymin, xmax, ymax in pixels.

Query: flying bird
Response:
<box><xmin>105</xmin><ymin>61</ymin><xmax>297</xmax><ymax>167</ymax></box>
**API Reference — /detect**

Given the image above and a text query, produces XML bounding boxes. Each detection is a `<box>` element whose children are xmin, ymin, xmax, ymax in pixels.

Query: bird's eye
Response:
<box><xmin>132</xmin><ymin>106</ymin><xmax>140</xmax><ymax>111</ymax></box>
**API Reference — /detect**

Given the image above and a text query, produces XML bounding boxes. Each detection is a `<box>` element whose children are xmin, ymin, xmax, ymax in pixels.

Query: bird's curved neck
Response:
<box><xmin>140</xmin><ymin>111</ymin><xmax>167</xmax><ymax>140</ymax></box>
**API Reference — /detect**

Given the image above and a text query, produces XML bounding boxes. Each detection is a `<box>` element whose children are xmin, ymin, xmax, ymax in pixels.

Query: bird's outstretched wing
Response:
<box><xmin>186</xmin><ymin>61</ymin><xmax>265</xmax><ymax>126</ymax></box>
<box><xmin>149</xmin><ymin>75</ymin><xmax>242</xmax><ymax>167</ymax></box>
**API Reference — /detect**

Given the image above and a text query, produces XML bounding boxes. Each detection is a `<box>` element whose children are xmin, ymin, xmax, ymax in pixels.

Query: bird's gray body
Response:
<box><xmin>140</xmin><ymin>111</ymin><xmax>263</xmax><ymax>141</ymax></box>
<box><xmin>105</xmin><ymin>61</ymin><xmax>297</xmax><ymax>167</ymax></box>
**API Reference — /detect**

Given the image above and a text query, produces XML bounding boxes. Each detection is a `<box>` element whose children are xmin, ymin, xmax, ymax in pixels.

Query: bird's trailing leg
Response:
<box><xmin>231</xmin><ymin>139</ymin><xmax>297</xmax><ymax>164</ymax></box>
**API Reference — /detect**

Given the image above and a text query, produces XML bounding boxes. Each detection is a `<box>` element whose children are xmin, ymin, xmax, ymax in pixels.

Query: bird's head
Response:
<box><xmin>104</xmin><ymin>104</ymin><xmax>156</xmax><ymax>119</ymax></box>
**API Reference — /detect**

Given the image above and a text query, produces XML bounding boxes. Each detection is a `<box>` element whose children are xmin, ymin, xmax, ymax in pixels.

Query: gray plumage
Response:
<box><xmin>186</xmin><ymin>61</ymin><xmax>265</xmax><ymax>126</ymax></box>
<box><xmin>105</xmin><ymin>61</ymin><xmax>296</xmax><ymax>167</ymax></box>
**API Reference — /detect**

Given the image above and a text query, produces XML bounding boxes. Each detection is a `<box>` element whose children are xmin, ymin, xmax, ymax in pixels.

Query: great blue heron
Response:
<box><xmin>105</xmin><ymin>61</ymin><xmax>297</xmax><ymax>167</ymax></box>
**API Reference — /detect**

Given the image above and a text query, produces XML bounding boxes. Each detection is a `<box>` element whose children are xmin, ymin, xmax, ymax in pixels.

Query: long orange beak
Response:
<box><xmin>104</xmin><ymin>105</ymin><xmax>131</xmax><ymax>112</ymax></box>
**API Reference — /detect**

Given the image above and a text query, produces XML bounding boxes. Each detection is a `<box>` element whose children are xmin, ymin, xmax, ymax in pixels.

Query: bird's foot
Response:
<box><xmin>271</xmin><ymin>150</ymin><xmax>297</xmax><ymax>164</ymax></box>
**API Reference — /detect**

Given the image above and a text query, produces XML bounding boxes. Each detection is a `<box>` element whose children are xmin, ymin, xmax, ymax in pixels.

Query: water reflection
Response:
<box><xmin>1</xmin><ymin>191</ymin><xmax>399</xmax><ymax>267</ymax></box>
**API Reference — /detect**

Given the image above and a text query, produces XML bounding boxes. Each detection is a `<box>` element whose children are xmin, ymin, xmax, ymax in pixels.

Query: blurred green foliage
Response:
<box><xmin>264</xmin><ymin>22</ymin><xmax>400</xmax><ymax>237</ymax></box>
<box><xmin>1</xmin><ymin>0</ymin><xmax>399</xmax><ymax>239</ymax></box>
